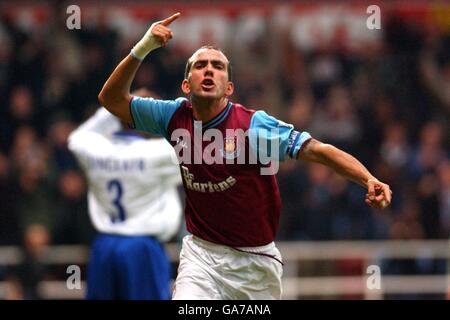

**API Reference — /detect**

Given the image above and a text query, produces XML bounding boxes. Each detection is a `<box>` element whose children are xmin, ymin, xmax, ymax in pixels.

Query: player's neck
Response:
<box><xmin>191</xmin><ymin>96</ymin><xmax>228</xmax><ymax>124</ymax></box>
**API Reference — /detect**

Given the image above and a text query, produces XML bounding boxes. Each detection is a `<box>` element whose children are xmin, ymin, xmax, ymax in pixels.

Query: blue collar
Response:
<box><xmin>201</xmin><ymin>102</ymin><xmax>233</xmax><ymax>129</ymax></box>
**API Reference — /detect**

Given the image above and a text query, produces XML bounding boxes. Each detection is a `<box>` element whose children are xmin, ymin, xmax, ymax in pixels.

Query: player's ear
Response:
<box><xmin>181</xmin><ymin>79</ymin><xmax>190</xmax><ymax>95</ymax></box>
<box><xmin>226</xmin><ymin>81</ymin><xmax>234</xmax><ymax>96</ymax></box>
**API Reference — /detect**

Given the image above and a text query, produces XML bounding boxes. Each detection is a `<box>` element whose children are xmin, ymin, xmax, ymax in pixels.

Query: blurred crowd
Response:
<box><xmin>0</xmin><ymin>4</ymin><xmax>449</xmax><ymax>252</ymax></box>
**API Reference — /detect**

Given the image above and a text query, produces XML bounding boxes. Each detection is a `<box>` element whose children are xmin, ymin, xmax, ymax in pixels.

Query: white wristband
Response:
<box><xmin>130</xmin><ymin>23</ymin><xmax>162</xmax><ymax>60</ymax></box>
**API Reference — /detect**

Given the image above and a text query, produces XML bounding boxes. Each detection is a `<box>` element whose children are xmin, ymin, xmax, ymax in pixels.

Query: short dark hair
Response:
<box><xmin>184</xmin><ymin>45</ymin><xmax>232</xmax><ymax>81</ymax></box>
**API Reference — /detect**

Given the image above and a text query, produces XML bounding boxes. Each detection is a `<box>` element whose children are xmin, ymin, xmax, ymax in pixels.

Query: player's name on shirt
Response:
<box><xmin>86</xmin><ymin>155</ymin><xmax>145</xmax><ymax>172</ymax></box>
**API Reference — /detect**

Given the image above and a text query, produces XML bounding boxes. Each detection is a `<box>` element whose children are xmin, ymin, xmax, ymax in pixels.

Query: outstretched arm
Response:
<box><xmin>98</xmin><ymin>12</ymin><xmax>181</xmax><ymax>123</ymax></box>
<box><xmin>297</xmin><ymin>139</ymin><xmax>392</xmax><ymax>209</ymax></box>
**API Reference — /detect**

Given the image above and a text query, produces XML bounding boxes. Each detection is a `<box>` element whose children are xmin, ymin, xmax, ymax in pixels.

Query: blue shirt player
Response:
<box><xmin>68</xmin><ymin>105</ymin><xmax>182</xmax><ymax>300</ymax></box>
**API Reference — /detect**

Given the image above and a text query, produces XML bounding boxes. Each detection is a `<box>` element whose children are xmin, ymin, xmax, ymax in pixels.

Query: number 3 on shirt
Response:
<box><xmin>107</xmin><ymin>179</ymin><xmax>126</xmax><ymax>223</ymax></box>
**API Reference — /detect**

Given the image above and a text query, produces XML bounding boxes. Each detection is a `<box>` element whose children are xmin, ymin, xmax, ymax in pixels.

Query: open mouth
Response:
<box><xmin>201</xmin><ymin>79</ymin><xmax>215</xmax><ymax>90</ymax></box>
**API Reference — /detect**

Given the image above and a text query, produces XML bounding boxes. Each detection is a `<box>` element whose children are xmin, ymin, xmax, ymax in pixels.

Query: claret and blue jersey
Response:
<box><xmin>130</xmin><ymin>96</ymin><xmax>312</xmax><ymax>247</ymax></box>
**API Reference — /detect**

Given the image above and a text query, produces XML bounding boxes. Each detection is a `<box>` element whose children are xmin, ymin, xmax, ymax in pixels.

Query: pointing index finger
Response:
<box><xmin>160</xmin><ymin>12</ymin><xmax>181</xmax><ymax>26</ymax></box>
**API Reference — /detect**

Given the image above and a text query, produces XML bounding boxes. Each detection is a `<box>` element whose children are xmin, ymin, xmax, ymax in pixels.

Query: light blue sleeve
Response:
<box><xmin>130</xmin><ymin>96</ymin><xmax>186</xmax><ymax>140</ymax></box>
<box><xmin>249</xmin><ymin>110</ymin><xmax>312</xmax><ymax>161</ymax></box>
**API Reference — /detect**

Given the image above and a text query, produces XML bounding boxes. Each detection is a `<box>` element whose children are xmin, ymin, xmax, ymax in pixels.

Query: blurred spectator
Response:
<box><xmin>420</xmin><ymin>32</ymin><xmax>450</xmax><ymax>116</ymax></box>
<box><xmin>381</xmin><ymin>200</ymin><xmax>445</xmax><ymax>299</ymax></box>
<box><xmin>380</xmin><ymin>122</ymin><xmax>412</xmax><ymax>171</ymax></box>
<box><xmin>409</xmin><ymin>121</ymin><xmax>447</xmax><ymax>181</ymax></box>
<box><xmin>277</xmin><ymin>161</ymin><xmax>309</xmax><ymax>240</ymax></box>
<box><xmin>0</xmin><ymin>152</ymin><xmax>19</xmax><ymax>245</ymax></box>
<box><xmin>286</xmin><ymin>90</ymin><xmax>314</xmax><ymax>130</ymax></box>
<box><xmin>52</xmin><ymin>170</ymin><xmax>94</xmax><ymax>245</ymax></box>
<box><xmin>46</xmin><ymin>118</ymin><xmax>79</xmax><ymax>173</ymax></box>
<box><xmin>3</xmin><ymin>277</ymin><xmax>25</xmax><ymax>300</ymax></box>
<box><xmin>437</xmin><ymin>161</ymin><xmax>450</xmax><ymax>238</ymax></box>
<box><xmin>390</xmin><ymin>200</ymin><xmax>425</xmax><ymax>240</ymax></box>
<box><xmin>309</xmin><ymin>84</ymin><xmax>361</xmax><ymax>151</ymax></box>
<box><xmin>10</xmin><ymin>126</ymin><xmax>55</xmax><ymax>235</ymax></box>
<box><xmin>417</xmin><ymin>172</ymin><xmax>441</xmax><ymax>239</ymax></box>
<box><xmin>6</xmin><ymin>224</ymin><xmax>51</xmax><ymax>300</ymax></box>
<box><xmin>2</xmin><ymin>86</ymin><xmax>38</xmax><ymax>153</ymax></box>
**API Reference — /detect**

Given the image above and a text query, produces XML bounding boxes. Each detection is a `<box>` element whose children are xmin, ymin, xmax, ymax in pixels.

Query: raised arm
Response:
<box><xmin>67</xmin><ymin>107</ymin><xmax>120</xmax><ymax>169</ymax></box>
<box><xmin>98</xmin><ymin>12</ymin><xmax>181</xmax><ymax>123</ymax></box>
<box><xmin>297</xmin><ymin>139</ymin><xmax>392</xmax><ymax>209</ymax></box>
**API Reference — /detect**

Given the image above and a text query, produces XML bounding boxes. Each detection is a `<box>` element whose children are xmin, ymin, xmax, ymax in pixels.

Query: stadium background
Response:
<box><xmin>0</xmin><ymin>0</ymin><xmax>448</xmax><ymax>299</ymax></box>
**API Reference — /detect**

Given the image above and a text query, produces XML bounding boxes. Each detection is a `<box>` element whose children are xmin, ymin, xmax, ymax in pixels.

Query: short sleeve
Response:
<box><xmin>130</xmin><ymin>96</ymin><xmax>186</xmax><ymax>139</ymax></box>
<box><xmin>249</xmin><ymin>110</ymin><xmax>312</xmax><ymax>161</ymax></box>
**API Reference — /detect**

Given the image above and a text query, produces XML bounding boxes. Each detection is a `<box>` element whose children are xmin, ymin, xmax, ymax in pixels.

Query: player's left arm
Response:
<box><xmin>297</xmin><ymin>138</ymin><xmax>392</xmax><ymax>209</ymax></box>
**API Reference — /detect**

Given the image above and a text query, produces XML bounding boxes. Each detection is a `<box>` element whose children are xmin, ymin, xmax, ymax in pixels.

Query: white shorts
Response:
<box><xmin>172</xmin><ymin>235</ymin><xmax>283</xmax><ymax>300</ymax></box>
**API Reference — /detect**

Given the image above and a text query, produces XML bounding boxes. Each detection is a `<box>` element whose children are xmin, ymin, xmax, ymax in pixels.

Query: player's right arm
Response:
<box><xmin>98</xmin><ymin>12</ymin><xmax>181</xmax><ymax>124</ymax></box>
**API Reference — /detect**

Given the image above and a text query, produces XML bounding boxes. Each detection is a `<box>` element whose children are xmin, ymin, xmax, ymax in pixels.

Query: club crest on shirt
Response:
<box><xmin>220</xmin><ymin>136</ymin><xmax>241</xmax><ymax>159</ymax></box>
